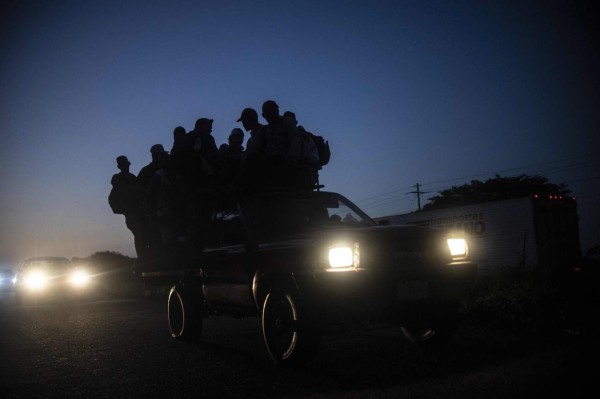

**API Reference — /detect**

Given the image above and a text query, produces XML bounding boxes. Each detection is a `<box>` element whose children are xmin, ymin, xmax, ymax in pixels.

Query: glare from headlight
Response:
<box><xmin>24</xmin><ymin>271</ymin><xmax>48</xmax><ymax>290</ymax></box>
<box><xmin>447</xmin><ymin>238</ymin><xmax>468</xmax><ymax>258</ymax></box>
<box><xmin>328</xmin><ymin>246</ymin><xmax>353</xmax><ymax>268</ymax></box>
<box><xmin>70</xmin><ymin>270</ymin><xmax>90</xmax><ymax>287</ymax></box>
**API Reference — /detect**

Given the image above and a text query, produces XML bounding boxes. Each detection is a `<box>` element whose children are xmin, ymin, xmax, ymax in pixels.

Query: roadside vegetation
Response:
<box><xmin>461</xmin><ymin>267</ymin><xmax>600</xmax><ymax>332</ymax></box>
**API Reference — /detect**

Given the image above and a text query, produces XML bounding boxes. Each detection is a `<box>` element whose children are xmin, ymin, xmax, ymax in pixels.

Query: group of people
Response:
<box><xmin>109</xmin><ymin>100</ymin><xmax>328</xmax><ymax>271</ymax></box>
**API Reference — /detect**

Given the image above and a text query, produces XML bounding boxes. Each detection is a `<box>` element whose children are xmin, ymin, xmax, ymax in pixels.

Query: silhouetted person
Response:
<box><xmin>237</xmin><ymin>107</ymin><xmax>267</xmax><ymax>190</ymax></box>
<box><xmin>228</xmin><ymin>127</ymin><xmax>245</xmax><ymax>153</ymax></box>
<box><xmin>282</xmin><ymin>110</ymin><xmax>297</xmax><ymax>125</ymax></box>
<box><xmin>110</xmin><ymin>156</ymin><xmax>148</xmax><ymax>267</ymax></box>
<box><xmin>283</xmin><ymin>110</ymin><xmax>320</xmax><ymax>187</ymax></box>
<box><xmin>262</xmin><ymin>100</ymin><xmax>301</xmax><ymax>163</ymax></box>
<box><xmin>138</xmin><ymin>144</ymin><xmax>169</xmax><ymax>189</ymax></box>
<box><xmin>219</xmin><ymin>143</ymin><xmax>230</xmax><ymax>158</ymax></box>
<box><xmin>218</xmin><ymin>128</ymin><xmax>245</xmax><ymax>186</ymax></box>
<box><xmin>189</xmin><ymin>117</ymin><xmax>219</xmax><ymax>173</ymax></box>
<box><xmin>257</xmin><ymin>100</ymin><xmax>302</xmax><ymax>188</ymax></box>
<box><xmin>169</xmin><ymin>125</ymin><xmax>191</xmax><ymax>188</ymax></box>
<box><xmin>137</xmin><ymin>144</ymin><xmax>170</xmax><ymax>269</ymax></box>
<box><xmin>148</xmin><ymin>148</ymin><xmax>183</xmax><ymax>270</ymax></box>
<box><xmin>237</xmin><ymin>107</ymin><xmax>266</xmax><ymax>163</ymax></box>
<box><xmin>170</xmin><ymin>126</ymin><xmax>187</xmax><ymax>155</ymax></box>
<box><xmin>282</xmin><ymin>111</ymin><xmax>318</xmax><ymax>165</ymax></box>
<box><xmin>111</xmin><ymin>156</ymin><xmax>137</xmax><ymax>201</ymax></box>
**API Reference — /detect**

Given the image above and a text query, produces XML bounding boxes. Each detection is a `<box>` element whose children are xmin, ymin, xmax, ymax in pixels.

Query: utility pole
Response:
<box><xmin>408</xmin><ymin>183</ymin><xmax>429</xmax><ymax>211</ymax></box>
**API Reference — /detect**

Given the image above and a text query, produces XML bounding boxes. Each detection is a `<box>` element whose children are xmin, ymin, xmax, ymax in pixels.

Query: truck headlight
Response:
<box><xmin>24</xmin><ymin>270</ymin><xmax>48</xmax><ymax>290</ymax></box>
<box><xmin>447</xmin><ymin>238</ymin><xmax>468</xmax><ymax>258</ymax></box>
<box><xmin>328</xmin><ymin>243</ymin><xmax>360</xmax><ymax>270</ymax></box>
<box><xmin>70</xmin><ymin>270</ymin><xmax>90</xmax><ymax>287</ymax></box>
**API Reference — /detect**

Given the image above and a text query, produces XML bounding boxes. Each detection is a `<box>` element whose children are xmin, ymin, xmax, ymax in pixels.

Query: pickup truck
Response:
<box><xmin>143</xmin><ymin>190</ymin><xmax>476</xmax><ymax>366</ymax></box>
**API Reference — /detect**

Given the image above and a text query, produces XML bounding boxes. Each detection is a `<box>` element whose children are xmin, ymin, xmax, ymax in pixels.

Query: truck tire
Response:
<box><xmin>261</xmin><ymin>288</ymin><xmax>320</xmax><ymax>367</ymax></box>
<box><xmin>168</xmin><ymin>284</ymin><xmax>203</xmax><ymax>341</ymax></box>
<box><xmin>401</xmin><ymin>322</ymin><xmax>457</xmax><ymax>349</ymax></box>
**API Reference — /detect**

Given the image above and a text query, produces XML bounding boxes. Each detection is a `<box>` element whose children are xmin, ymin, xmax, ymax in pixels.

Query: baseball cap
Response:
<box><xmin>236</xmin><ymin>107</ymin><xmax>258</xmax><ymax>122</ymax></box>
<box><xmin>195</xmin><ymin>118</ymin><xmax>213</xmax><ymax>128</ymax></box>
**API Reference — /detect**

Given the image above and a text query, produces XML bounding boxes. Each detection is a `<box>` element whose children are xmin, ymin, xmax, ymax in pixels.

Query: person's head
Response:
<box><xmin>236</xmin><ymin>107</ymin><xmax>259</xmax><ymax>132</ymax></box>
<box><xmin>228</xmin><ymin>128</ymin><xmax>244</xmax><ymax>148</ymax></box>
<box><xmin>261</xmin><ymin>100</ymin><xmax>280</xmax><ymax>124</ymax></box>
<box><xmin>150</xmin><ymin>144</ymin><xmax>168</xmax><ymax>163</ymax></box>
<box><xmin>116</xmin><ymin>155</ymin><xmax>130</xmax><ymax>172</ymax></box>
<box><xmin>282</xmin><ymin>111</ymin><xmax>298</xmax><ymax>127</ymax></box>
<box><xmin>194</xmin><ymin>118</ymin><xmax>213</xmax><ymax>135</ymax></box>
<box><xmin>219</xmin><ymin>143</ymin><xmax>230</xmax><ymax>156</ymax></box>
<box><xmin>173</xmin><ymin>126</ymin><xmax>186</xmax><ymax>142</ymax></box>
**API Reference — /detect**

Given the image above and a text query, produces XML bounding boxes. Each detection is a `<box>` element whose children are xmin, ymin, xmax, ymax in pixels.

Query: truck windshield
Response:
<box><xmin>242</xmin><ymin>192</ymin><xmax>375</xmax><ymax>240</ymax></box>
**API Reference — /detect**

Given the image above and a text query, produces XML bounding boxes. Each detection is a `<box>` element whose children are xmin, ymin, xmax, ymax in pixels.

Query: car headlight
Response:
<box><xmin>70</xmin><ymin>270</ymin><xmax>90</xmax><ymax>287</ymax></box>
<box><xmin>447</xmin><ymin>238</ymin><xmax>468</xmax><ymax>258</ymax></box>
<box><xmin>328</xmin><ymin>243</ymin><xmax>360</xmax><ymax>270</ymax></box>
<box><xmin>24</xmin><ymin>270</ymin><xmax>48</xmax><ymax>290</ymax></box>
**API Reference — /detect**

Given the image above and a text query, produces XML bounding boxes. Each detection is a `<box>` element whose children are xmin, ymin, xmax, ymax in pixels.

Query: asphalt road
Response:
<box><xmin>0</xmin><ymin>290</ymin><xmax>597</xmax><ymax>399</ymax></box>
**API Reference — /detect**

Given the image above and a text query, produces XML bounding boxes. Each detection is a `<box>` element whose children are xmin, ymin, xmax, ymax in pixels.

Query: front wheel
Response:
<box><xmin>261</xmin><ymin>290</ymin><xmax>320</xmax><ymax>367</ymax></box>
<box><xmin>401</xmin><ymin>322</ymin><xmax>457</xmax><ymax>349</ymax></box>
<box><xmin>168</xmin><ymin>284</ymin><xmax>203</xmax><ymax>341</ymax></box>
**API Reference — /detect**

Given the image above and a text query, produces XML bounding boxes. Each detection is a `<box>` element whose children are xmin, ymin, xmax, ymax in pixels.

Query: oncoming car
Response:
<box><xmin>144</xmin><ymin>190</ymin><xmax>477</xmax><ymax>366</ymax></box>
<box><xmin>14</xmin><ymin>257</ymin><xmax>93</xmax><ymax>304</ymax></box>
<box><xmin>0</xmin><ymin>268</ymin><xmax>15</xmax><ymax>292</ymax></box>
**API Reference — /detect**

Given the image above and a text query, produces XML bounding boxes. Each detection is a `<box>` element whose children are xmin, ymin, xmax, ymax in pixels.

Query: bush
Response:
<box><xmin>461</xmin><ymin>267</ymin><xmax>599</xmax><ymax>330</ymax></box>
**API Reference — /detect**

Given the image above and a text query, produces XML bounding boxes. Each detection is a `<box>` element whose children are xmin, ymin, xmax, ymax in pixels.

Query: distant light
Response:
<box><xmin>70</xmin><ymin>270</ymin><xmax>90</xmax><ymax>287</ymax></box>
<box><xmin>24</xmin><ymin>270</ymin><xmax>48</xmax><ymax>290</ymax></box>
<box><xmin>573</xmin><ymin>266</ymin><xmax>582</xmax><ymax>273</ymax></box>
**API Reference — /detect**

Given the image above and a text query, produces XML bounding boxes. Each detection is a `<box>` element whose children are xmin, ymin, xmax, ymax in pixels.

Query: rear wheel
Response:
<box><xmin>262</xmin><ymin>289</ymin><xmax>320</xmax><ymax>367</ymax></box>
<box><xmin>168</xmin><ymin>284</ymin><xmax>203</xmax><ymax>341</ymax></box>
<box><xmin>401</xmin><ymin>322</ymin><xmax>457</xmax><ymax>348</ymax></box>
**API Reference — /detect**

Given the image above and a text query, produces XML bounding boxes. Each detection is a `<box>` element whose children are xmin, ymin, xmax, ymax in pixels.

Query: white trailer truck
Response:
<box><xmin>377</xmin><ymin>195</ymin><xmax>581</xmax><ymax>276</ymax></box>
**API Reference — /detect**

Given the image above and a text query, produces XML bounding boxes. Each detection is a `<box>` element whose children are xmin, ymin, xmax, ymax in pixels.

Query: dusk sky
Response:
<box><xmin>1</xmin><ymin>0</ymin><xmax>598</xmax><ymax>268</ymax></box>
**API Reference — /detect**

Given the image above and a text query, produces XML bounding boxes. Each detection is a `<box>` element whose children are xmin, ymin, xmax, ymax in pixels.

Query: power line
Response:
<box><xmin>355</xmin><ymin>155</ymin><xmax>595</xmax><ymax>207</ymax></box>
<box><xmin>355</xmin><ymin>156</ymin><xmax>598</xmax><ymax>214</ymax></box>
<box><xmin>407</xmin><ymin>183</ymin><xmax>429</xmax><ymax>211</ymax></box>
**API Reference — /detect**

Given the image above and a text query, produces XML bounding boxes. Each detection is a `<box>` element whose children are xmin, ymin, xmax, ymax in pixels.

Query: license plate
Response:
<box><xmin>398</xmin><ymin>281</ymin><xmax>428</xmax><ymax>300</ymax></box>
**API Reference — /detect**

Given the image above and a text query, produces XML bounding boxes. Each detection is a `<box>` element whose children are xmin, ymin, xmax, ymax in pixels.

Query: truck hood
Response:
<box><xmin>257</xmin><ymin>225</ymin><xmax>453</xmax><ymax>270</ymax></box>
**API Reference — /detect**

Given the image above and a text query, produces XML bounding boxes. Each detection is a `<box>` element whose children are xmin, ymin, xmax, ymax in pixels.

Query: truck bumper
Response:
<box><xmin>293</xmin><ymin>261</ymin><xmax>477</xmax><ymax>326</ymax></box>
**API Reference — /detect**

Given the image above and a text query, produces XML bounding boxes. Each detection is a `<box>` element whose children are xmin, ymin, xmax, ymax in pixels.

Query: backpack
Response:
<box><xmin>307</xmin><ymin>132</ymin><xmax>330</xmax><ymax>166</ymax></box>
<box><xmin>108</xmin><ymin>188</ymin><xmax>128</xmax><ymax>214</ymax></box>
<box><xmin>299</xmin><ymin>129</ymin><xmax>320</xmax><ymax>166</ymax></box>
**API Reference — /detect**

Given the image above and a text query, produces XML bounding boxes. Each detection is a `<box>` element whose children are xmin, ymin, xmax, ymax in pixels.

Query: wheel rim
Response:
<box><xmin>263</xmin><ymin>293</ymin><xmax>298</xmax><ymax>360</ymax></box>
<box><xmin>402</xmin><ymin>326</ymin><xmax>436</xmax><ymax>341</ymax></box>
<box><xmin>168</xmin><ymin>291</ymin><xmax>185</xmax><ymax>337</ymax></box>
<box><xmin>414</xmin><ymin>328</ymin><xmax>435</xmax><ymax>341</ymax></box>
